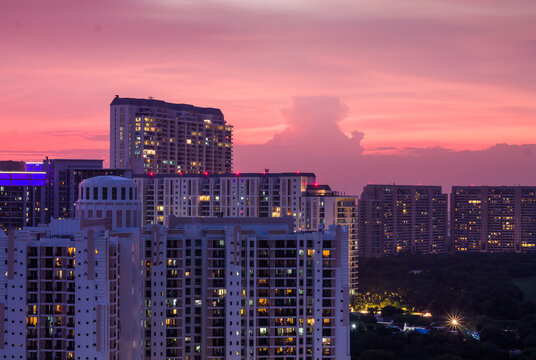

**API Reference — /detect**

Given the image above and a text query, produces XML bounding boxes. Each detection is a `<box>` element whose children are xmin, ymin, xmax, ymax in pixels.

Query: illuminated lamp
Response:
<box><xmin>148</xmin><ymin>171</ymin><xmax>154</xmax><ymax>177</ymax></box>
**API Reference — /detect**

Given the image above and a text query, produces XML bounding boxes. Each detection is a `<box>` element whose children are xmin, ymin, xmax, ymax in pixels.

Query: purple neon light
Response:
<box><xmin>11</xmin><ymin>180</ymin><xmax>31</xmax><ymax>186</ymax></box>
<box><xmin>25</xmin><ymin>163</ymin><xmax>44</xmax><ymax>172</ymax></box>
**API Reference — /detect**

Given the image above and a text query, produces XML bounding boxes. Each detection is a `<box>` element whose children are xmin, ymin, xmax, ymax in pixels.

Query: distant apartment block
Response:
<box><xmin>0</xmin><ymin>161</ymin><xmax>45</xmax><ymax>232</ymax></box>
<box><xmin>143</xmin><ymin>216</ymin><xmax>351</xmax><ymax>360</ymax></box>
<box><xmin>110</xmin><ymin>96</ymin><xmax>232</xmax><ymax>175</ymax></box>
<box><xmin>43</xmin><ymin>158</ymin><xmax>132</xmax><ymax>222</ymax></box>
<box><xmin>134</xmin><ymin>172</ymin><xmax>359</xmax><ymax>292</ymax></box>
<box><xmin>451</xmin><ymin>186</ymin><xmax>536</xmax><ymax>252</ymax></box>
<box><xmin>358</xmin><ymin>185</ymin><xmax>448</xmax><ymax>257</ymax></box>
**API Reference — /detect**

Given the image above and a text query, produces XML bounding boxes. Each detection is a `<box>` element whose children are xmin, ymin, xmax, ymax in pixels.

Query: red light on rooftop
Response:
<box><xmin>148</xmin><ymin>171</ymin><xmax>154</xmax><ymax>177</ymax></box>
<box><xmin>296</xmin><ymin>171</ymin><xmax>300</xmax><ymax>174</ymax></box>
<box><xmin>204</xmin><ymin>171</ymin><xmax>209</xmax><ymax>176</ymax></box>
<box><xmin>235</xmin><ymin>171</ymin><xmax>240</xmax><ymax>176</ymax></box>
<box><xmin>314</xmin><ymin>182</ymin><xmax>318</xmax><ymax>187</ymax></box>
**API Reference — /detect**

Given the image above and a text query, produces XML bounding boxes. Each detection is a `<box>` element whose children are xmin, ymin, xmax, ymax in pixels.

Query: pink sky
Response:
<box><xmin>1</xmin><ymin>0</ymin><xmax>535</xmax><ymax>193</ymax></box>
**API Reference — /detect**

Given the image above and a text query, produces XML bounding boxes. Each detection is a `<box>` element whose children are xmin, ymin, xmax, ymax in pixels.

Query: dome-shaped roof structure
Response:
<box><xmin>77</xmin><ymin>175</ymin><xmax>141</xmax><ymax>228</ymax></box>
<box><xmin>80</xmin><ymin>175</ymin><xmax>136</xmax><ymax>187</ymax></box>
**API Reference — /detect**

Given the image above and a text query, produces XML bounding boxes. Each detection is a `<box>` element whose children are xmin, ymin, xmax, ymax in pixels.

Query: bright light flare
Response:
<box><xmin>446</xmin><ymin>313</ymin><xmax>463</xmax><ymax>330</ymax></box>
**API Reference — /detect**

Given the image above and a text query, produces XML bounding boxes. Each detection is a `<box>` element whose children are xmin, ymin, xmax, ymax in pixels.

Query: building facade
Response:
<box><xmin>143</xmin><ymin>217</ymin><xmax>350</xmax><ymax>360</ymax></box>
<box><xmin>134</xmin><ymin>172</ymin><xmax>359</xmax><ymax>292</ymax></box>
<box><xmin>299</xmin><ymin>185</ymin><xmax>358</xmax><ymax>292</ymax></box>
<box><xmin>43</xmin><ymin>158</ymin><xmax>132</xmax><ymax>222</ymax></box>
<box><xmin>0</xmin><ymin>165</ymin><xmax>46</xmax><ymax>233</ymax></box>
<box><xmin>358</xmin><ymin>185</ymin><xmax>448</xmax><ymax>257</ymax></box>
<box><xmin>110</xmin><ymin>96</ymin><xmax>233</xmax><ymax>175</ymax></box>
<box><xmin>134</xmin><ymin>173</ymin><xmax>315</xmax><ymax>225</ymax></box>
<box><xmin>451</xmin><ymin>186</ymin><xmax>536</xmax><ymax>252</ymax></box>
<box><xmin>0</xmin><ymin>175</ymin><xmax>143</xmax><ymax>360</ymax></box>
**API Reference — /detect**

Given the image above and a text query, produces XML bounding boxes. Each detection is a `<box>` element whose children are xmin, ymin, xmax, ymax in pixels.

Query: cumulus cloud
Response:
<box><xmin>235</xmin><ymin>97</ymin><xmax>364</xmax><ymax>177</ymax></box>
<box><xmin>235</xmin><ymin>98</ymin><xmax>536</xmax><ymax>195</ymax></box>
<box><xmin>266</xmin><ymin>97</ymin><xmax>363</xmax><ymax>152</ymax></box>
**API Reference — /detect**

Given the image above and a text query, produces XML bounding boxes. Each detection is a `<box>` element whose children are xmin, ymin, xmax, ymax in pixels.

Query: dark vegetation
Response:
<box><xmin>351</xmin><ymin>253</ymin><xmax>536</xmax><ymax>359</ymax></box>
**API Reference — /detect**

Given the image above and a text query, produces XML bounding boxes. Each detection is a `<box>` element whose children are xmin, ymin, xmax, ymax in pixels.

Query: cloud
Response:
<box><xmin>1</xmin><ymin>0</ymin><xmax>536</xmax><ymax>166</ymax></box>
<box><xmin>266</xmin><ymin>97</ymin><xmax>363</xmax><ymax>153</ymax></box>
<box><xmin>0</xmin><ymin>130</ymin><xmax>109</xmax><ymax>163</ymax></box>
<box><xmin>0</xmin><ymin>148</ymin><xmax>107</xmax><ymax>162</ymax></box>
<box><xmin>236</xmin><ymin>98</ymin><xmax>536</xmax><ymax>194</ymax></box>
<box><xmin>31</xmin><ymin>130</ymin><xmax>109</xmax><ymax>142</ymax></box>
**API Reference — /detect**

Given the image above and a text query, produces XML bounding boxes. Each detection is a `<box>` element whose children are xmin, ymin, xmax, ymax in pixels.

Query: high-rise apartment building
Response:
<box><xmin>134</xmin><ymin>172</ymin><xmax>315</xmax><ymax>224</ymax></box>
<box><xmin>451</xmin><ymin>186</ymin><xmax>536</xmax><ymax>252</ymax></box>
<box><xmin>110</xmin><ymin>96</ymin><xmax>232</xmax><ymax>175</ymax></box>
<box><xmin>43</xmin><ymin>158</ymin><xmax>132</xmax><ymax>222</ymax></box>
<box><xmin>0</xmin><ymin>163</ymin><xmax>46</xmax><ymax>232</ymax></box>
<box><xmin>358</xmin><ymin>185</ymin><xmax>448</xmax><ymax>257</ymax></box>
<box><xmin>0</xmin><ymin>176</ymin><xmax>143</xmax><ymax>360</ymax></box>
<box><xmin>134</xmin><ymin>172</ymin><xmax>359</xmax><ymax>292</ymax></box>
<box><xmin>299</xmin><ymin>184</ymin><xmax>358</xmax><ymax>292</ymax></box>
<box><xmin>0</xmin><ymin>175</ymin><xmax>350</xmax><ymax>359</ymax></box>
<box><xmin>143</xmin><ymin>216</ymin><xmax>351</xmax><ymax>360</ymax></box>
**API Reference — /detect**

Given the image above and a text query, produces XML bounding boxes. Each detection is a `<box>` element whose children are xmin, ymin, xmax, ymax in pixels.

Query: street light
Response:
<box><xmin>446</xmin><ymin>313</ymin><xmax>463</xmax><ymax>330</ymax></box>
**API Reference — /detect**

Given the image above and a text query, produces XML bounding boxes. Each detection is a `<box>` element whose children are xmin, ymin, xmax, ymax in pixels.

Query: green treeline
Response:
<box><xmin>351</xmin><ymin>253</ymin><xmax>536</xmax><ymax>360</ymax></box>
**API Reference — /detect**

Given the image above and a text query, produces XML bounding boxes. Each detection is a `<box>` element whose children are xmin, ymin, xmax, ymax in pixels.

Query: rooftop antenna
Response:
<box><xmin>148</xmin><ymin>96</ymin><xmax>154</xmax><ymax>100</ymax></box>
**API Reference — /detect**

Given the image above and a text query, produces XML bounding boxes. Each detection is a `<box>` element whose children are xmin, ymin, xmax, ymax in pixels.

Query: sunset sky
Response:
<box><xmin>2</xmin><ymin>0</ymin><xmax>536</xmax><ymax>193</ymax></box>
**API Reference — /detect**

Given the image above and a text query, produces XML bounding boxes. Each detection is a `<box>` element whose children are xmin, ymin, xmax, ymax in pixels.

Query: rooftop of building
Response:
<box><xmin>452</xmin><ymin>185</ymin><xmax>536</xmax><ymax>189</ymax></box>
<box><xmin>44</xmin><ymin>159</ymin><xmax>104</xmax><ymax>163</ymax></box>
<box><xmin>80</xmin><ymin>175</ymin><xmax>136</xmax><ymax>187</ymax></box>
<box><xmin>364</xmin><ymin>184</ymin><xmax>443</xmax><ymax>189</ymax></box>
<box><xmin>133</xmin><ymin>171</ymin><xmax>316</xmax><ymax>179</ymax></box>
<box><xmin>303</xmin><ymin>184</ymin><xmax>357</xmax><ymax>198</ymax></box>
<box><xmin>362</xmin><ymin>184</ymin><xmax>444</xmax><ymax>193</ymax></box>
<box><xmin>110</xmin><ymin>96</ymin><xmax>224</xmax><ymax>117</ymax></box>
<box><xmin>0</xmin><ymin>160</ymin><xmax>26</xmax><ymax>172</ymax></box>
